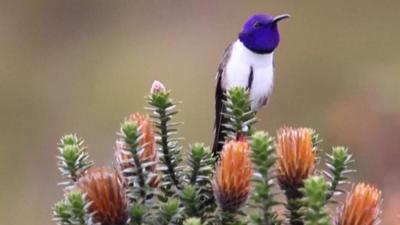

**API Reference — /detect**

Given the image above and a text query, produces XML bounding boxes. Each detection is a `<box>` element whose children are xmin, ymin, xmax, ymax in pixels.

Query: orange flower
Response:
<box><xmin>77</xmin><ymin>167</ymin><xmax>128</xmax><ymax>225</ymax></box>
<box><xmin>114</xmin><ymin>113</ymin><xmax>159</xmax><ymax>188</ymax></box>
<box><xmin>276</xmin><ymin>127</ymin><xmax>315</xmax><ymax>197</ymax></box>
<box><xmin>338</xmin><ymin>183</ymin><xmax>382</xmax><ymax>225</ymax></box>
<box><xmin>213</xmin><ymin>140</ymin><xmax>252</xmax><ymax>212</ymax></box>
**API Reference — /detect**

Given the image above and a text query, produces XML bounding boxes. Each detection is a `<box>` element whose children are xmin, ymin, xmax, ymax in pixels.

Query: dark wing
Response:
<box><xmin>212</xmin><ymin>43</ymin><xmax>233</xmax><ymax>157</ymax></box>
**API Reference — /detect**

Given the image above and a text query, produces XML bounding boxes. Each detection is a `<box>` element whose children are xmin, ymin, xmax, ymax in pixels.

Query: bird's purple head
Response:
<box><xmin>239</xmin><ymin>14</ymin><xmax>289</xmax><ymax>54</ymax></box>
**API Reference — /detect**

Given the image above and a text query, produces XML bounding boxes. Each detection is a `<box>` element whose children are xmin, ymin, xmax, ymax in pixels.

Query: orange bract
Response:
<box><xmin>339</xmin><ymin>183</ymin><xmax>382</xmax><ymax>225</ymax></box>
<box><xmin>77</xmin><ymin>167</ymin><xmax>128</xmax><ymax>225</ymax></box>
<box><xmin>114</xmin><ymin>113</ymin><xmax>159</xmax><ymax>188</ymax></box>
<box><xmin>276</xmin><ymin>127</ymin><xmax>315</xmax><ymax>193</ymax></box>
<box><xmin>213</xmin><ymin>140</ymin><xmax>252</xmax><ymax>212</ymax></box>
<box><xmin>127</xmin><ymin>113</ymin><xmax>156</xmax><ymax>161</ymax></box>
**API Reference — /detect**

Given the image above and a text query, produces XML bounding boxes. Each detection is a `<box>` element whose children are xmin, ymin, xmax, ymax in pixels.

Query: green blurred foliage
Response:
<box><xmin>0</xmin><ymin>0</ymin><xmax>399</xmax><ymax>224</ymax></box>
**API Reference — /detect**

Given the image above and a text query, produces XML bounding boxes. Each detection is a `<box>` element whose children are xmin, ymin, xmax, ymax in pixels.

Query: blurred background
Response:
<box><xmin>0</xmin><ymin>0</ymin><xmax>399</xmax><ymax>224</ymax></box>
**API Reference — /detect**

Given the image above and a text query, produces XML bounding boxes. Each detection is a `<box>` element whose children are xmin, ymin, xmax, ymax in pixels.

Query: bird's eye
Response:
<box><xmin>253</xmin><ymin>22</ymin><xmax>261</xmax><ymax>28</ymax></box>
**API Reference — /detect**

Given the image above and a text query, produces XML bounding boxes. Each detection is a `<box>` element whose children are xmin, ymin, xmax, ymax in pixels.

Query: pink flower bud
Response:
<box><xmin>150</xmin><ymin>80</ymin><xmax>166</xmax><ymax>94</ymax></box>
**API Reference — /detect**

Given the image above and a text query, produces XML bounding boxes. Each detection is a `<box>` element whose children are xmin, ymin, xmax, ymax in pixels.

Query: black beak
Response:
<box><xmin>273</xmin><ymin>14</ymin><xmax>290</xmax><ymax>23</ymax></box>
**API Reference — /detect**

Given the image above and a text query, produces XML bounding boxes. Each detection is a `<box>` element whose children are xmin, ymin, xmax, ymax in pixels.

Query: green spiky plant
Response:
<box><xmin>222</xmin><ymin>87</ymin><xmax>257</xmax><ymax>140</ymax></box>
<box><xmin>53</xmin><ymin>190</ymin><xmax>95</xmax><ymax>225</ymax></box>
<box><xmin>57</xmin><ymin>134</ymin><xmax>93</xmax><ymax>186</ymax></box>
<box><xmin>119</xmin><ymin>121</ymin><xmax>155</xmax><ymax>203</ymax></box>
<box><xmin>325</xmin><ymin>147</ymin><xmax>354</xmax><ymax>201</ymax></box>
<box><xmin>182</xmin><ymin>144</ymin><xmax>215</xmax><ymax>219</ymax></box>
<box><xmin>147</xmin><ymin>83</ymin><xmax>184</xmax><ymax>195</ymax></box>
<box><xmin>249</xmin><ymin>132</ymin><xmax>281</xmax><ymax>225</ymax></box>
<box><xmin>52</xmin><ymin>81</ymin><xmax>382</xmax><ymax>225</ymax></box>
<box><xmin>301</xmin><ymin>176</ymin><xmax>331</xmax><ymax>225</ymax></box>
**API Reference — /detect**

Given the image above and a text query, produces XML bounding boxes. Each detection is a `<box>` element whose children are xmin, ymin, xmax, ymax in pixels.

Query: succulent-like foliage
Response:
<box><xmin>156</xmin><ymin>198</ymin><xmax>183</xmax><ymax>225</ymax></box>
<box><xmin>222</xmin><ymin>87</ymin><xmax>257</xmax><ymax>140</ymax></box>
<box><xmin>77</xmin><ymin>167</ymin><xmax>128</xmax><ymax>225</ymax></box>
<box><xmin>302</xmin><ymin>176</ymin><xmax>331</xmax><ymax>225</ymax></box>
<box><xmin>213</xmin><ymin>140</ymin><xmax>252</xmax><ymax>213</ymax></box>
<box><xmin>57</xmin><ymin>134</ymin><xmax>93</xmax><ymax>185</ymax></box>
<box><xmin>147</xmin><ymin>81</ymin><xmax>184</xmax><ymax>192</ymax></box>
<box><xmin>186</xmin><ymin>143</ymin><xmax>214</xmax><ymax>186</ymax></box>
<box><xmin>325</xmin><ymin>147</ymin><xmax>354</xmax><ymax>201</ymax></box>
<box><xmin>308</xmin><ymin>129</ymin><xmax>322</xmax><ymax>148</ymax></box>
<box><xmin>307</xmin><ymin>129</ymin><xmax>322</xmax><ymax>164</ymax></box>
<box><xmin>181</xmin><ymin>185</ymin><xmax>202</xmax><ymax>218</ymax></box>
<box><xmin>53</xmin><ymin>201</ymin><xmax>72</xmax><ymax>225</ymax></box>
<box><xmin>53</xmin><ymin>190</ymin><xmax>94</xmax><ymax>225</ymax></box>
<box><xmin>185</xmin><ymin>143</ymin><xmax>216</xmax><ymax>218</ymax></box>
<box><xmin>130</xmin><ymin>203</ymin><xmax>147</xmax><ymax>225</ymax></box>
<box><xmin>249</xmin><ymin>131</ymin><xmax>281</xmax><ymax>225</ymax></box>
<box><xmin>117</xmin><ymin>121</ymin><xmax>155</xmax><ymax>202</ymax></box>
<box><xmin>338</xmin><ymin>183</ymin><xmax>382</xmax><ymax>225</ymax></box>
<box><xmin>51</xmin><ymin>81</ymin><xmax>384</xmax><ymax>225</ymax></box>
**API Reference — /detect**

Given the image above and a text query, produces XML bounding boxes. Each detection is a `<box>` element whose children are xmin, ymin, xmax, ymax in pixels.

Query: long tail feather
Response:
<box><xmin>212</xmin><ymin>75</ymin><xmax>226</xmax><ymax>157</ymax></box>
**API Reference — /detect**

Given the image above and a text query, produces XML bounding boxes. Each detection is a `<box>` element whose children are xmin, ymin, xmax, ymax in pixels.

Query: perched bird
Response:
<box><xmin>212</xmin><ymin>13</ymin><xmax>289</xmax><ymax>155</ymax></box>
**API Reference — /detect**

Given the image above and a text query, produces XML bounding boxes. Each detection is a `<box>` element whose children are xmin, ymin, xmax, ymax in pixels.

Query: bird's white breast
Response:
<box><xmin>223</xmin><ymin>40</ymin><xmax>274</xmax><ymax>110</ymax></box>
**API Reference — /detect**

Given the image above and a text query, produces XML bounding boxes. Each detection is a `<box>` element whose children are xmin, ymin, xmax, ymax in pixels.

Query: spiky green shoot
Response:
<box><xmin>307</xmin><ymin>129</ymin><xmax>322</xmax><ymax>148</ymax></box>
<box><xmin>325</xmin><ymin>147</ymin><xmax>354</xmax><ymax>201</ymax></box>
<box><xmin>181</xmin><ymin>185</ymin><xmax>201</xmax><ymax>218</ymax></box>
<box><xmin>57</xmin><ymin>134</ymin><xmax>93</xmax><ymax>185</ymax></box>
<box><xmin>157</xmin><ymin>198</ymin><xmax>183</xmax><ymax>225</ymax></box>
<box><xmin>249</xmin><ymin>131</ymin><xmax>281</xmax><ymax>225</ymax></box>
<box><xmin>147</xmin><ymin>81</ymin><xmax>183</xmax><ymax>192</ymax></box>
<box><xmin>119</xmin><ymin>121</ymin><xmax>153</xmax><ymax>202</ymax></box>
<box><xmin>185</xmin><ymin>143</ymin><xmax>215</xmax><ymax>218</ymax></box>
<box><xmin>53</xmin><ymin>201</ymin><xmax>72</xmax><ymax>225</ymax></box>
<box><xmin>130</xmin><ymin>204</ymin><xmax>147</xmax><ymax>225</ymax></box>
<box><xmin>302</xmin><ymin>176</ymin><xmax>330</xmax><ymax>225</ymax></box>
<box><xmin>223</xmin><ymin>87</ymin><xmax>256</xmax><ymax>140</ymax></box>
<box><xmin>186</xmin><ymin>143</ymin><xmax>214</xmax><ymax>185</ymax></box>
<box><xmin>53</xmin><ymin>190</ymin><xmax>93</xmax><ymax>225</ymax></box>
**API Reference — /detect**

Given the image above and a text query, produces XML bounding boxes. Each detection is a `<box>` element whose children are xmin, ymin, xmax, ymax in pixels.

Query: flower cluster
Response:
<box><xmin>52</xmin><ymin>81</ymin><xmax>383</xmax><ymax>225</ymax></box>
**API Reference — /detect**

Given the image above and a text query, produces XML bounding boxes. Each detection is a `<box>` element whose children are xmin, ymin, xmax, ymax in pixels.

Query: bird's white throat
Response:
<box><xmin>223</xmin><ymin>40</ymin><xmax>275</xmax><ymax>110</ymax></box>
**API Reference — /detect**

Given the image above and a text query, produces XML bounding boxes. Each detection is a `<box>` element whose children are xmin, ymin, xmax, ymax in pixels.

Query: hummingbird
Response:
<box><xmin>212</xmin><ymin>13</ymin><xmax>289</xmax><ymax>156</ymax></box>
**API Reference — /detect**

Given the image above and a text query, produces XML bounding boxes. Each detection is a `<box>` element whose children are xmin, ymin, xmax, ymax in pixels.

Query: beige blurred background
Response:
<box><xmin>0</xmin><ymin>0</ymin><xmax>399</xmax><ymax>224</ymax></box>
